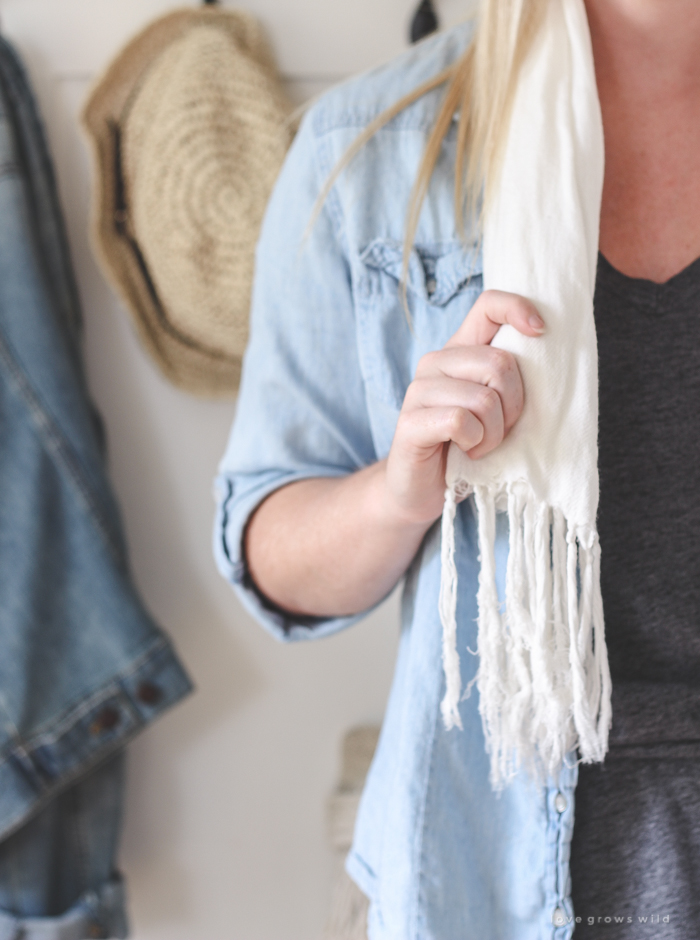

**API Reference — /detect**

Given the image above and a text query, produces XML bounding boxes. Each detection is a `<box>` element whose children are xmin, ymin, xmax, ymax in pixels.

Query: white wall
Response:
<box><xmin>0</xmin><ymin>3</ymin><xmax>466</xmax><ymax>938</ymax></box>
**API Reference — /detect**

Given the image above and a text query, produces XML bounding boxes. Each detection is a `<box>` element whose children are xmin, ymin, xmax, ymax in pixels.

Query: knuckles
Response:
<box><xmin>448</xmin><ymin>407</ymin><xmax>484</xmax><ymax>449</ymax></box>
<box><xmin>482</xmin><ymin>348</ymin><xmax>524</xmax><ymax>418</ymax></box>
<box><xmin>482</xmin><ymin>347</ymin><xmax>520</xmax><ymax>389</ymax></box>
<box><xmin>485</xmin><ymin>346</ymin><xmax>515</xmax><ymax>374</ymax></box>
<box><xmin>446</xmin><ymin>406</ymin><xmax>466</xmax><ymax>435</ymax></box>
<box><xmin>402</xmin><ymin>376</ymin><xmax>429</xmax><ymax>408</ymax></box>
<box><xmin>477</xmin><ymin>288</ymin><xmax>534</xmax><ymax>317</ymax></box>
<box><xmin>473</xmin><ymin>384</ymin><xmax>501</xmax><ymax>415</ymax></box>
<box><xmin>415</xmin><ymin>349</ymin><xmax>440</xmax><ymax>376</ymax></box>
<box><xmin>476</xmin><ymin>288</ymin><xmax>500</xmax><ymax>307</ymax></box>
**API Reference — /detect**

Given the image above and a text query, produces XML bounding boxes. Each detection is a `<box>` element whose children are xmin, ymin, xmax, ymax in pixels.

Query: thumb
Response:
<box><xmin>446</xmin><ymin>289</ymin><xmax>545</xmax><ymax>348</ymax></box>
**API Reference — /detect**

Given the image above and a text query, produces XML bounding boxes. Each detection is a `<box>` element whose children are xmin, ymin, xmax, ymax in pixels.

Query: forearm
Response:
<box><xmin>244</xmin><ymin>294</ymin><xmax>543</xmax><ymax>619</ymax></box>
<box><xmin>244</xmin><ymin>460</ymin><xmax>436</xmax><ymax>617</ymax></box>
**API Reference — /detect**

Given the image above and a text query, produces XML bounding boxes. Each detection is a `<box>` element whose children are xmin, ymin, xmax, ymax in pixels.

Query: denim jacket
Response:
<box><xmin>0</xmin><ymin>36</ymin><xmax>192</xmax><ymax>938</ymax></box>
<box><xmin>215</xmin><ymin>23</ymin><xmax>578</xmax><ymax>940</ymax></box>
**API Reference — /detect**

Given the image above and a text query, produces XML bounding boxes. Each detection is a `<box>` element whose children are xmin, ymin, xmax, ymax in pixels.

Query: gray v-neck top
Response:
<box><xmin>595</xmin><ymin>251</ymin><xmax>700</xmax><ymax>747</ymax></box>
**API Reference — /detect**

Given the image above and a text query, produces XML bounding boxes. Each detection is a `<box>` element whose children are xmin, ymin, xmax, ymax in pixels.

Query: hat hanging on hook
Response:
<box><xmin>81</xmin><ymin>5</ymin><xmax>294</xmax><ymax>396</ymax></box>
<box><xmin>410</xmin><ymin>0</ymin><xmax>439</xmax><ymax>43</ymax></box>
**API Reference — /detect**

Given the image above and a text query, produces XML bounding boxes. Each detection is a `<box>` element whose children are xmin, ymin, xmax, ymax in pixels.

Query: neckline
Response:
<box><xmin>597</xmin><ymin>251</ymin><xmax>700</xmax><ymax>308</ymax></box>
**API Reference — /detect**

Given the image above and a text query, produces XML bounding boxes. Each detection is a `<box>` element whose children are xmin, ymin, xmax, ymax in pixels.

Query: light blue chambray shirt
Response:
<box><xmin>214</xmin><ymin>22</ymin><xmax>579</xmax><ymax>940</ymax></box>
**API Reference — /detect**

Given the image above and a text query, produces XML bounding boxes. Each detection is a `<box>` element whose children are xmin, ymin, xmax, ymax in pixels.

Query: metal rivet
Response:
<box><xmin>89</xmin><ymin>705</ymin><xmax>120</xmax><ymax>735</ymax></box>
<box><xmin>554</xmin><ymin>791</ymin><xmax>568</xmax><ymax>813</ymax></box>
<box><xmin>552</xmin><ymin>907</ymin><xmax>567</xmax><ymax>927</ymax></box>
<box><xmin>136</xmin><ymin>681</ymin><xmax>163</xmax><ymax>706</ymax></box>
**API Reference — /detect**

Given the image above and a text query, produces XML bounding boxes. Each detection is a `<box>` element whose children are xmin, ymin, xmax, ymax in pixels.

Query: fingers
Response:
<box><xmin>396</xmin><ymin>290</ymin><xmax>542</xmax><ymax>464</ymax></box>
<box><xmin>404</xmin><ymin>375</ymin><xmax>504</xmax><ymax>457</ymax></box>
<box><xmin>414</xmin><ymin>345</ymin><xmax>524</xmax><ymax>434</ymax></box>
<box><xmin>395</xmin><ymin>403</ymin><xmax>485</xmax><ymax>456</ymax></box>
<box><xmin>446</xmin><ymin>289</ymin><xmax>545</xmax><ymax>348</ymax></box>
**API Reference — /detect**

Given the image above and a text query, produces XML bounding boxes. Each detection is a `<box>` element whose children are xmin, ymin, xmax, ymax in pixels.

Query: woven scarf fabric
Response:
<box><xmin>439</xmin><ymin>0</ymin><xmax>612</xmax><ymax>790</ymax></box>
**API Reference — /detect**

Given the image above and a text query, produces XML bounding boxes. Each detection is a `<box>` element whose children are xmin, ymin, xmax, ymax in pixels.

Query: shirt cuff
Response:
<box><xmin>213</xmin><ymin>469</ymin><xmax>376</xmax><ymax>642</ymax></box>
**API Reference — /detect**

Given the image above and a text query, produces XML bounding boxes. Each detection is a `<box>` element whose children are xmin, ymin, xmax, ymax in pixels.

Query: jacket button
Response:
<box><xmin>136</xmin><ymin>681</ymin><xmax>163</xmax><ymax>706</ymax></box>
<box><xmin>554</xmin><ymin>791</ymin><xmax>568</xmax><ymax>813</ymax></box>
<box><xmin>552</xmin><ymin>907</ymin><xmax>567</xmax><ymax>927</ymax></box>
<box><xmin>89</xmin><ymin>706</ymin><xmax>120</xmax><ymax>735</ymax></box>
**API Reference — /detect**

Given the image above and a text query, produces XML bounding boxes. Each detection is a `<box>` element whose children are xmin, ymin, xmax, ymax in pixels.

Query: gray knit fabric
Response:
<box><xmin>570</xmin><ymin>253</ymin><xmax>700</xmax><ymax>937</ymax></box>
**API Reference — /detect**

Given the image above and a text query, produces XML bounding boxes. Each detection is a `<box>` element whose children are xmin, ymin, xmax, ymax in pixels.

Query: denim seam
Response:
<box><xmin>0</xmin><ymin>688</ymin><xmax>21</xmax><ymax>753</ymax></box>
<box><xmin>548</xmin><ymin>772</ymin><xmax>576</xmax><ymax>940</ymax></box>
<box><xmin>69</xmin><ymin>770</ymin><xmax>89</xmax><ymax>905</ymax></box>
<box><xmin>0</xmin><ymin>637</ymin><xmax>185</xmax><ymax>842</ymax></box>
<box><xmin>0</xmin><ymin>732</ymin><xmax>127</xmax><ymax>844</ymax></box>
<box><xmin>548</xmin><ymin>789</ymin><xmax>562</xmax><ymax>939</ymax></box>
<box><xmin>412</xmin><ymin>710</ymin><xmax>440</xmax><ymax>940</ymax></box>
<box><xmin>0</xmin><ymin>42</ymin><xmax>85</xmax><ymax>338</ymax></box>
<box><xmin>2</xmin><ymin>636</ymin><xmax>170</xmax><ymax>751</ymax></box>
<box><xmin>307</xmin><ymin>24</ymin><xmax>473</xmax><ymax>139</ymax></box>
<box><xmin>0</xmin><ymin>328</ymin><xmax>123</xmax><ymax>564</ymax></box>
<box><xmin>354</xmin><ymin>276</ymin><xmax>406</xmax><ymax>411</ymax></box>
<box><xmin>313</xmin><ymin>128</ymin><xmax>352</xmax><ymax>260</ymax></box>
<box><xmin>311</xmin><ymin>125</ymin><xmax>380</xmax><ymax>469</ymax></box>
<box><xmin>556</xmin><ymin>801</ymin><xmax>564</xmax><ymax>930</ymax></box>
<box><xmin>313</xmin><ymin>109</ymin><xmax>447</xmax><ymax>136</ymax></box>
<box><xmin>559</xmin><ymin>771</ymin><xmax>577</xmax><ymax>939</ymax></box>
<box><xmin>310</xmin><ymin>76</ymin><xmax>466</xmax><ymax>137</ymax></box>
<box><xmin>410</xmin><ymin>565</ymin><xmax>441</xmax><ymax>939</ymax></box>
<box><xmin>31</xmin><ymin>689</ymin><xmax>141</xmax><ymax>768</ymax></box>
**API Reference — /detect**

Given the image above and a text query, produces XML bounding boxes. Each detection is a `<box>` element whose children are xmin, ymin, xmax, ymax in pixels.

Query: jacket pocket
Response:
<box><xmin>353</xmin><ymin>238</ymin><xmax>483</xmax><ymax>455</ymax></box>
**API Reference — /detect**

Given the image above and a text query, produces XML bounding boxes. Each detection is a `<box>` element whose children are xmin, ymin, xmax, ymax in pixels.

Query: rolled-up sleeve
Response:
<box><xmin>213</xmin><ymin>106</ymin><xmax>379</xmax><ymax>642</ymax></box>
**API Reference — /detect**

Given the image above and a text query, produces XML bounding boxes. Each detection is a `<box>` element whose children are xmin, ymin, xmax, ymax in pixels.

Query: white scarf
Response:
<box><xmin>439</xmin><ymin>0</ymin><xmax>612</xmax><ymax>789</ymax></box>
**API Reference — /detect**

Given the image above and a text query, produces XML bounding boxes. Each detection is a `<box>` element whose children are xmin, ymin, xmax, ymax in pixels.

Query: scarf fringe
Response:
<box><xmin>439</xmin><ymin>481</ymin><xmax>612</xmax><ymax>790</ymax></box>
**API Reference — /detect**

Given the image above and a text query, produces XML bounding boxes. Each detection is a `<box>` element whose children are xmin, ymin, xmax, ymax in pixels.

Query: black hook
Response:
<box><xmin>410</xmin><ymin>0</ymin><xmax>439</xmax><ymax>44</ymax></box>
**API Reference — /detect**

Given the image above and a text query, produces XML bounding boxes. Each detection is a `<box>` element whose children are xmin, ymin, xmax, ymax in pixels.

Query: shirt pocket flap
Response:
<box><xmin>359</xmin><ymin>238</ymin><xmax>482</xmax><ymax>307</ymax></box>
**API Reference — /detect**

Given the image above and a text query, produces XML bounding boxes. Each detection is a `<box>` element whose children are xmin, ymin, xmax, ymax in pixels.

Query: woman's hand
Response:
<box><xmin>245</xmin><ymin>289</ymin><xmax>544</xmax><ymax>617</ymax></box>
<box><xmin>383</xmin><ymin>289</ymin><xmax>545</xmax><ymax>526</ymax></box>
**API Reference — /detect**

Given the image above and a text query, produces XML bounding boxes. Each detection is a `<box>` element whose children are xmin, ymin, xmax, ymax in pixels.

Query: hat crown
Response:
<box><xmin>123</xmin><ymin>22</ymin><xmax>292</xmax><ymax>363</ymax></box>
<box><xmin>82</xmin><ymin>9</ymin><xmax>293</xmax><ymax>396</ymax></box>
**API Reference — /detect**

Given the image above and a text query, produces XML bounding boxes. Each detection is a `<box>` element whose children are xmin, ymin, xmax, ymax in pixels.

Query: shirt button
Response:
<box><xmin>426</xmin><ymin>277</ymin><xmax>437</xmax><ymax>295</ymax></box>
<box><xmin>554</xmin><ymin>791</ymin><xmax>568</xmax><ymax>813</ymax></box>
<box><xmin>552</xmin><ymin>907</ymin><xmax>567</xmax><ymax>927</ymax></box>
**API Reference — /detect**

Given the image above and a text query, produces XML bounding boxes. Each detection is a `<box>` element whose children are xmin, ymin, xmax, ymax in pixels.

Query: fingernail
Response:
<box><xmin>529</xmin><ymin>313</ymin><xmax>545</xmax><ymax>333</ymax></box>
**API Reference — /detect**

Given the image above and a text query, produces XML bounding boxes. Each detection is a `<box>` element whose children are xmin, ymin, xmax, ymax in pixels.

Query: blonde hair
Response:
<box><xmin>313</xmin><ymin>0</ymin><xmax>547</xmax><ymax>293</ymax></box>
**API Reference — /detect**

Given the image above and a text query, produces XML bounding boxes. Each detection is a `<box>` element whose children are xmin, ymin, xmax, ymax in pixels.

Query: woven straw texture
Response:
<box><xmin>82</xmin><ymin>8</ymin><xmax>293</xmax><ymax>396</ymax></box>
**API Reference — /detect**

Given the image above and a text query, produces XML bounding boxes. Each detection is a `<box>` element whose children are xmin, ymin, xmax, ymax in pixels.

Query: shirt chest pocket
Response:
<box><xmin>353</xmin><ymin>238</ymin><xmax>483</xmax><ymax>457</ymax></box>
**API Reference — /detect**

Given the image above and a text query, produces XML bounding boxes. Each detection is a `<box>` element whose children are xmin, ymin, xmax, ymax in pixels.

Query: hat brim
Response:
<box><xmin>82</xmin><ymin>8</ymin><xmax>284</xmax><ymax>396</ymax></box>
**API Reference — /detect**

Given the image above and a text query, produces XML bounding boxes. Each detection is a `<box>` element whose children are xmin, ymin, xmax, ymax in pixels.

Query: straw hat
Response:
<box><xmin>82</xmin><ymin>7</ymin><xmax>294</xmax><ymax>396</ymax></box>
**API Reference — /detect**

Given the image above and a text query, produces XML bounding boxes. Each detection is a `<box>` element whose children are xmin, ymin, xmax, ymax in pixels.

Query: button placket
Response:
<box><xmin>545</xmin><ymin>767</ymin><xmax>577</xmax><ymax>937</ymax></box>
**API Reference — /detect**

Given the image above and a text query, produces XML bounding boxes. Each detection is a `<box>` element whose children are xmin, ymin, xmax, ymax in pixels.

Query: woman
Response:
<box><xmin>214</xmin><ymin>0</ymin><xmax>700</xmax><ymax>935</ymax></box>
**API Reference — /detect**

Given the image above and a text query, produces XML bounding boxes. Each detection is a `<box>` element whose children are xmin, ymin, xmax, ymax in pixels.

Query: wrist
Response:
<box><xmin>369</xmin><ymin>459</ymin><xmax>443</xmax><ymax>534</ymax></box>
